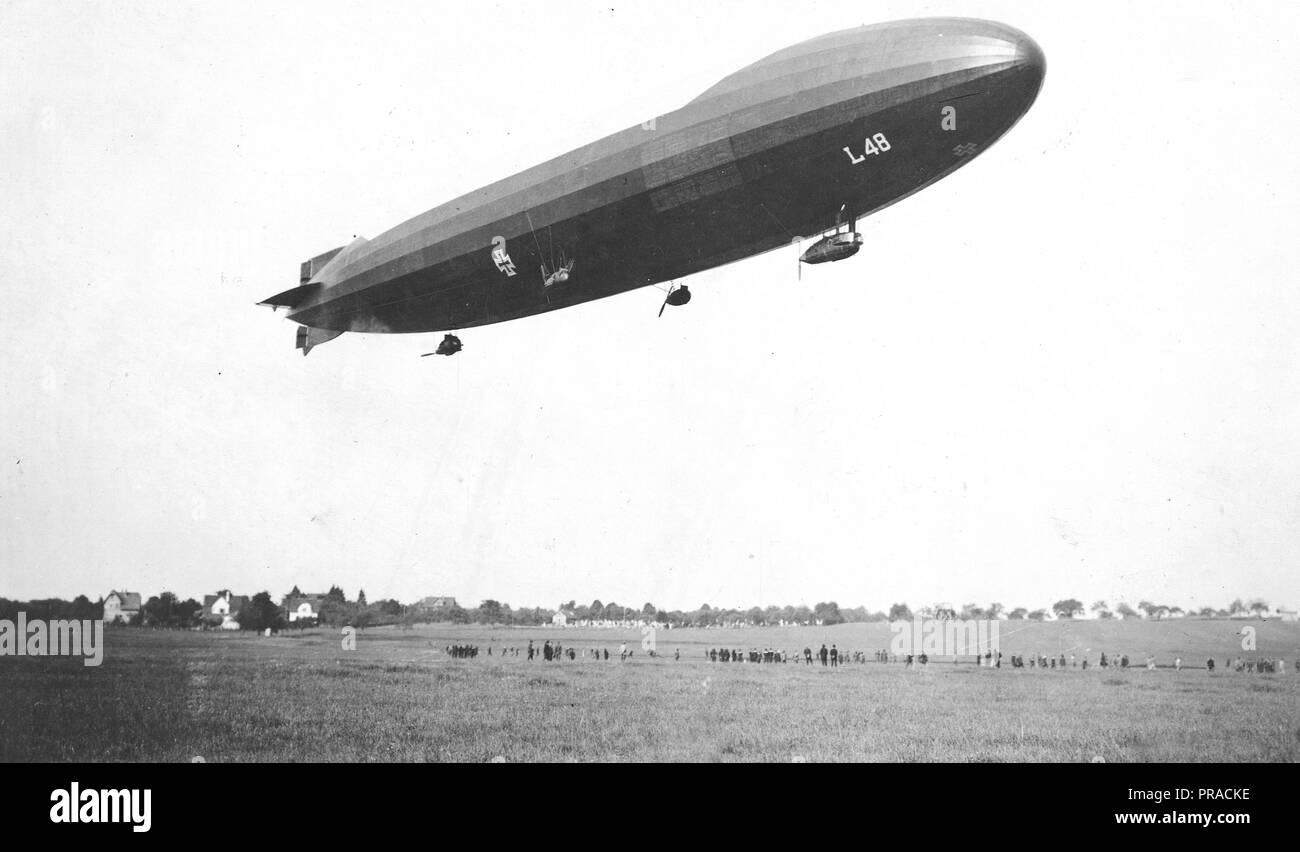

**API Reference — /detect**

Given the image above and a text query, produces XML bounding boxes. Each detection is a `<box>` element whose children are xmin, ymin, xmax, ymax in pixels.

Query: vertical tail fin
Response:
<box><xmin>295</xmin><ymin>326</ymin><xmax>344</xmax><ymax>356</ymax></box>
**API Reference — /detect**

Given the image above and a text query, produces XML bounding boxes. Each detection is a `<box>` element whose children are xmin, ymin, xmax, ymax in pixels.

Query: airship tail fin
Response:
<box><xmin>296</xmin><ymin>325</ymin><xmax>344</xmax><ymax>356</ymax></box>
<box><xmin>300</xmin><ymin>246</ymin><xmax>345</xmax><ymax>283</ymax></box>
<box><xmin>258</xmin><ymin>281</ymin><xmax>320</xmax><ymax>310</ymax></box>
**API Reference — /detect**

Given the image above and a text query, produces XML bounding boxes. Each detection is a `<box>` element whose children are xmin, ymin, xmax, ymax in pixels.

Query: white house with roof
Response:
<box><xmin>103</xmin><ymin>591</ymin><xmax>142</xmax><ymax>624</ymax></box>
<box><xmin>283</xmin><ymin>593</ymin><xmax>326</xmax><ymax>623</ymax></box>
<box><xmin>416</xmin><ymin>596</ymin><xmax>458</xmax><ymax>613</ymax></box>
<box><xmin>202</xmin><ymin>590</ymin><xmax>248</xmax><ymax>629</ymax></box>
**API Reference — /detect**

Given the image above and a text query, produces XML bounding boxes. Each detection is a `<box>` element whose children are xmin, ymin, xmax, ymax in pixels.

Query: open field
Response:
<box><xmin>2</xmin><ymin>621</ymin><xmax>1297</xmax><ymax>762</ymax></box>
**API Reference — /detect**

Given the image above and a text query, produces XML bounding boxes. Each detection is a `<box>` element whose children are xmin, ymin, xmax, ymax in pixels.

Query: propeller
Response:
<box><xmin>657</xmin><ymin>282</ymin><xmax>691</xmax><ymax>317</ymax></box>
<box><xmin>659</xmin><ymin>284</ymin><xmax>677</xmax><ymax>317</ymax></box>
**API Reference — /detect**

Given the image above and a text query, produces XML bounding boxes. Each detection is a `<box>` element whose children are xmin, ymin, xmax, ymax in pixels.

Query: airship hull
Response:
<box><xmin>273</xmin><ymin>18</ymin><xmax>1045</xmax><ymax>338</ymax></box>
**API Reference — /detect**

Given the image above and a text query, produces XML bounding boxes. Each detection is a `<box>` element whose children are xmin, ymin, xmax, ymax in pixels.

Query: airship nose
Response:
<box><xmin>1013</xmin><ymin>31</ymin><xmax>1046</xmax><ymax>95</ymax></box>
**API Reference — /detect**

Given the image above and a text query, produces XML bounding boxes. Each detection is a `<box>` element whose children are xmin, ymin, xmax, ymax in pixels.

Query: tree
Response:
<box><xmin>813</xmin><ymin>601</ymin><xmax>844</xmax><ymax>625</ymax></box>
<box><xmin>1248</xmin><ymin>599</ymin><xmax>1269</xmax><ymax>618</ymax></box>
<box><xmin>1090</xmin><ymin>599</ymin><xmax>1111</xmax><ymax>619</ymax></box>
<box><xmin>326</xmin><ymin>586</ymin><xmax>346</xmax><ymax>604</ymax></box>
<box><xmin>1027</xmin><ymin>609</ymin><xmax>1048</xmax><ymax>621</ymax></box>
<box><xmin>842</xmin><ymin>605</ymin><xmax>868</xmax><ymax>623</ymax></box>
<box><xmin>1138</xmin><ymin>600</ymin><xmax>1160</xmax><ymax>619</ymax></box>
<box><xmin>959</xmin><ymin>603</ymin><xmax>984</xmax><ymax>619</ymax></box>
<box><xmin>1052</xmin><ymin>599</ymin><xmax>1084</xmax><ymax>619</ymax></box>
<box><xmin>987</xmin><ymin>602</ymin><xmax>1005</xmax><ymax>619</ymax></box>
<box><xmin>237</xmin><ymin>592</ymin><xmax>285</xmax><ymax>632</ymax></box>
<box><xmin>143</xmin><ymin>592</ymin><xmax>180</xmax><ymax>627</ymax></box>
<box><xmin>70</xmin><ymin>594</ymin><xmax>101</xmax><ymax>620</ymax></box>
<box><xmin>357</xmin><ymin>588</ymin><xmax>367</xmax><ymax>607</ymax></box>
<box><xmin>477</xmin><ymin>599</ymin><xmax>504</xmax><ymax>624</ymax></box>
<box><xmin>289</xmin><ymin>585</ymin><xmax>301</xmax><ymax>597</ymax></box>
<box><xmin>1008</xmin><ymin>607</ymin><xmax>1028</xmax><ymax>620</ymax></box>
<box><xmin>1115</xmin><ymin>601</ymin><xmax>1139</xmax><ymax>619</ymax></box>
<box><xmin>317</xmin><ymin>600</ymin><xmax>353</xmax><ymax>626</ymax></box>
<box><xmin>887</xmin><ymin>602</ymin><xmax>912</xmax><ymax>621</ymax></box>
<box><xmin>176</xmin><ymin>598</ymin><xmax>201</xmax><ymax>627</ymax></box>
<box><xmin>1228</xmin><ymin>598</ymin><xmax>1248</xmax><ymax>615</ymax></box>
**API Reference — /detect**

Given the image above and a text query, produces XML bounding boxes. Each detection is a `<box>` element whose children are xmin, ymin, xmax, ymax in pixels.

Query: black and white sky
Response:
<box><xmin>2</xmin><ymin>0</ymin><xmax>1297</xmax><ymax>614</ymax></box>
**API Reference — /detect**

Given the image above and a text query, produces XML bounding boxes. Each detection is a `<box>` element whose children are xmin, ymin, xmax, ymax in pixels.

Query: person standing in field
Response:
<box><xmin>804</xmin><ymin>647</ymin><xmax>813</xmax><ymax>665</ymax></box>
<box><xmin>819</xmin><ymin>644</ymin><xmax>828</xmax><ymax>666</ymax></box>
<box><xmin>830</xmin><ymin>645</ymin><xmax>839</xmax><ymax>667</ymax></box>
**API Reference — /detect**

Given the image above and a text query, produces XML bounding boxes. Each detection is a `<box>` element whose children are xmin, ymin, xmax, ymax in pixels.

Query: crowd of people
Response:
<box><xmin>441</xmin><ymin>640</ymin><xmax>1295</xmax><ymax>674</ymax></box>
<box><xmin>516</xmin><ymin>638</ymin><xmax>654</xmax><ymax>662</ymax></box>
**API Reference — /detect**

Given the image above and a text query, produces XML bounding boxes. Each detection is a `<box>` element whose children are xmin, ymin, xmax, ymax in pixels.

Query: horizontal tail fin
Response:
<box><xmin>258</xmin><ymin>281</ymin><xmax>321</xmax><ymax>310</ymax></box>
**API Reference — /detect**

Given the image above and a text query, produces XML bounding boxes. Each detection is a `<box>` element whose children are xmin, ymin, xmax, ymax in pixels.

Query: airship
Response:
<box><xmin>261</xmin><ymin>17</ymin><xmax>1045</xmax><ymax>355</ymax></box>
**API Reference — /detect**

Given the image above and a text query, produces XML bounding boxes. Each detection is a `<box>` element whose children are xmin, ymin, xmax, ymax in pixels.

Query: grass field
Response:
<box><xmin>2</xmin><ymin>620</ymin><xmax>1297</xmax><ymax>762</ymax></box>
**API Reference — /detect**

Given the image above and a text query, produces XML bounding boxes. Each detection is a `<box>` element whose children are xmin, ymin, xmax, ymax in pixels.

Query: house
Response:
<box><xmin>202</xmin><ymin>590</ymin><xmax>248</xmax><ymax>630</ymax></box>
<box><xmin>415</xmin><ymin>596</ymin><xmax>458</xmax><ymax>613</ymax></box>
<box><xmin>551</xmin><ymin>611</ymin><xmax>569</xmax><ymax>627</ymax></box>
<box><xmin>283</xmin><ymin>594</ymin><xmax>327</xmax><ymax>623</ymax></box>
<box><xmin>103</xmin><ymin>591</ymin><xmax>142</xmax><ymax>624</ymax></box>
<box><xmin>1272</xmin><ymin>608</ymin><xmax>1297</xmax><ymax>623</ymax></box>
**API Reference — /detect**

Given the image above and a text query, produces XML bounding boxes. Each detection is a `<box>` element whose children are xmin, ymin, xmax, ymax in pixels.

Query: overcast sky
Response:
<box><xmin>2</xmin><ymin>0</ymin><xmax>1297</xmax><ymax>615</ymax></box>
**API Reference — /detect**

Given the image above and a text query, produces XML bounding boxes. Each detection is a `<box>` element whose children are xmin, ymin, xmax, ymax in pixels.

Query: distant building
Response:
<box><xmin>415</xmin><ymin>596</ymin><xmax>458</xmax><ymax>613</ymax></box>
<box><xmin>1273</xmin><ymin>608</ymin><xmax>1297</xmax><ymax>623</ymax></box>
<box><xmin>103</xmin><ymin>591</ymin><xmax>142</xmax><ymax>624</ymax></box>
<box><xmin>283</xmin><ymin>594</ymin><xmax>327</xmax><ymax>623</ymax></box>
<box><xmin>203</xmin><ymin>590</ymin><xmax>248</xmax><ymax>630</ymax></box>
<box><xmin>552</xmin><ymin>611</ymin><xmax>569</xmax><ymax>627</ymax></box>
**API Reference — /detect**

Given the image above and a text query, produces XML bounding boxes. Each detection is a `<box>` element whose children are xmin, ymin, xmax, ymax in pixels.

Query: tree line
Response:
<box><xmin>0</xmin><ymin>592</ymin><xmax>1279</xmax><ymax>631</ymax></box>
